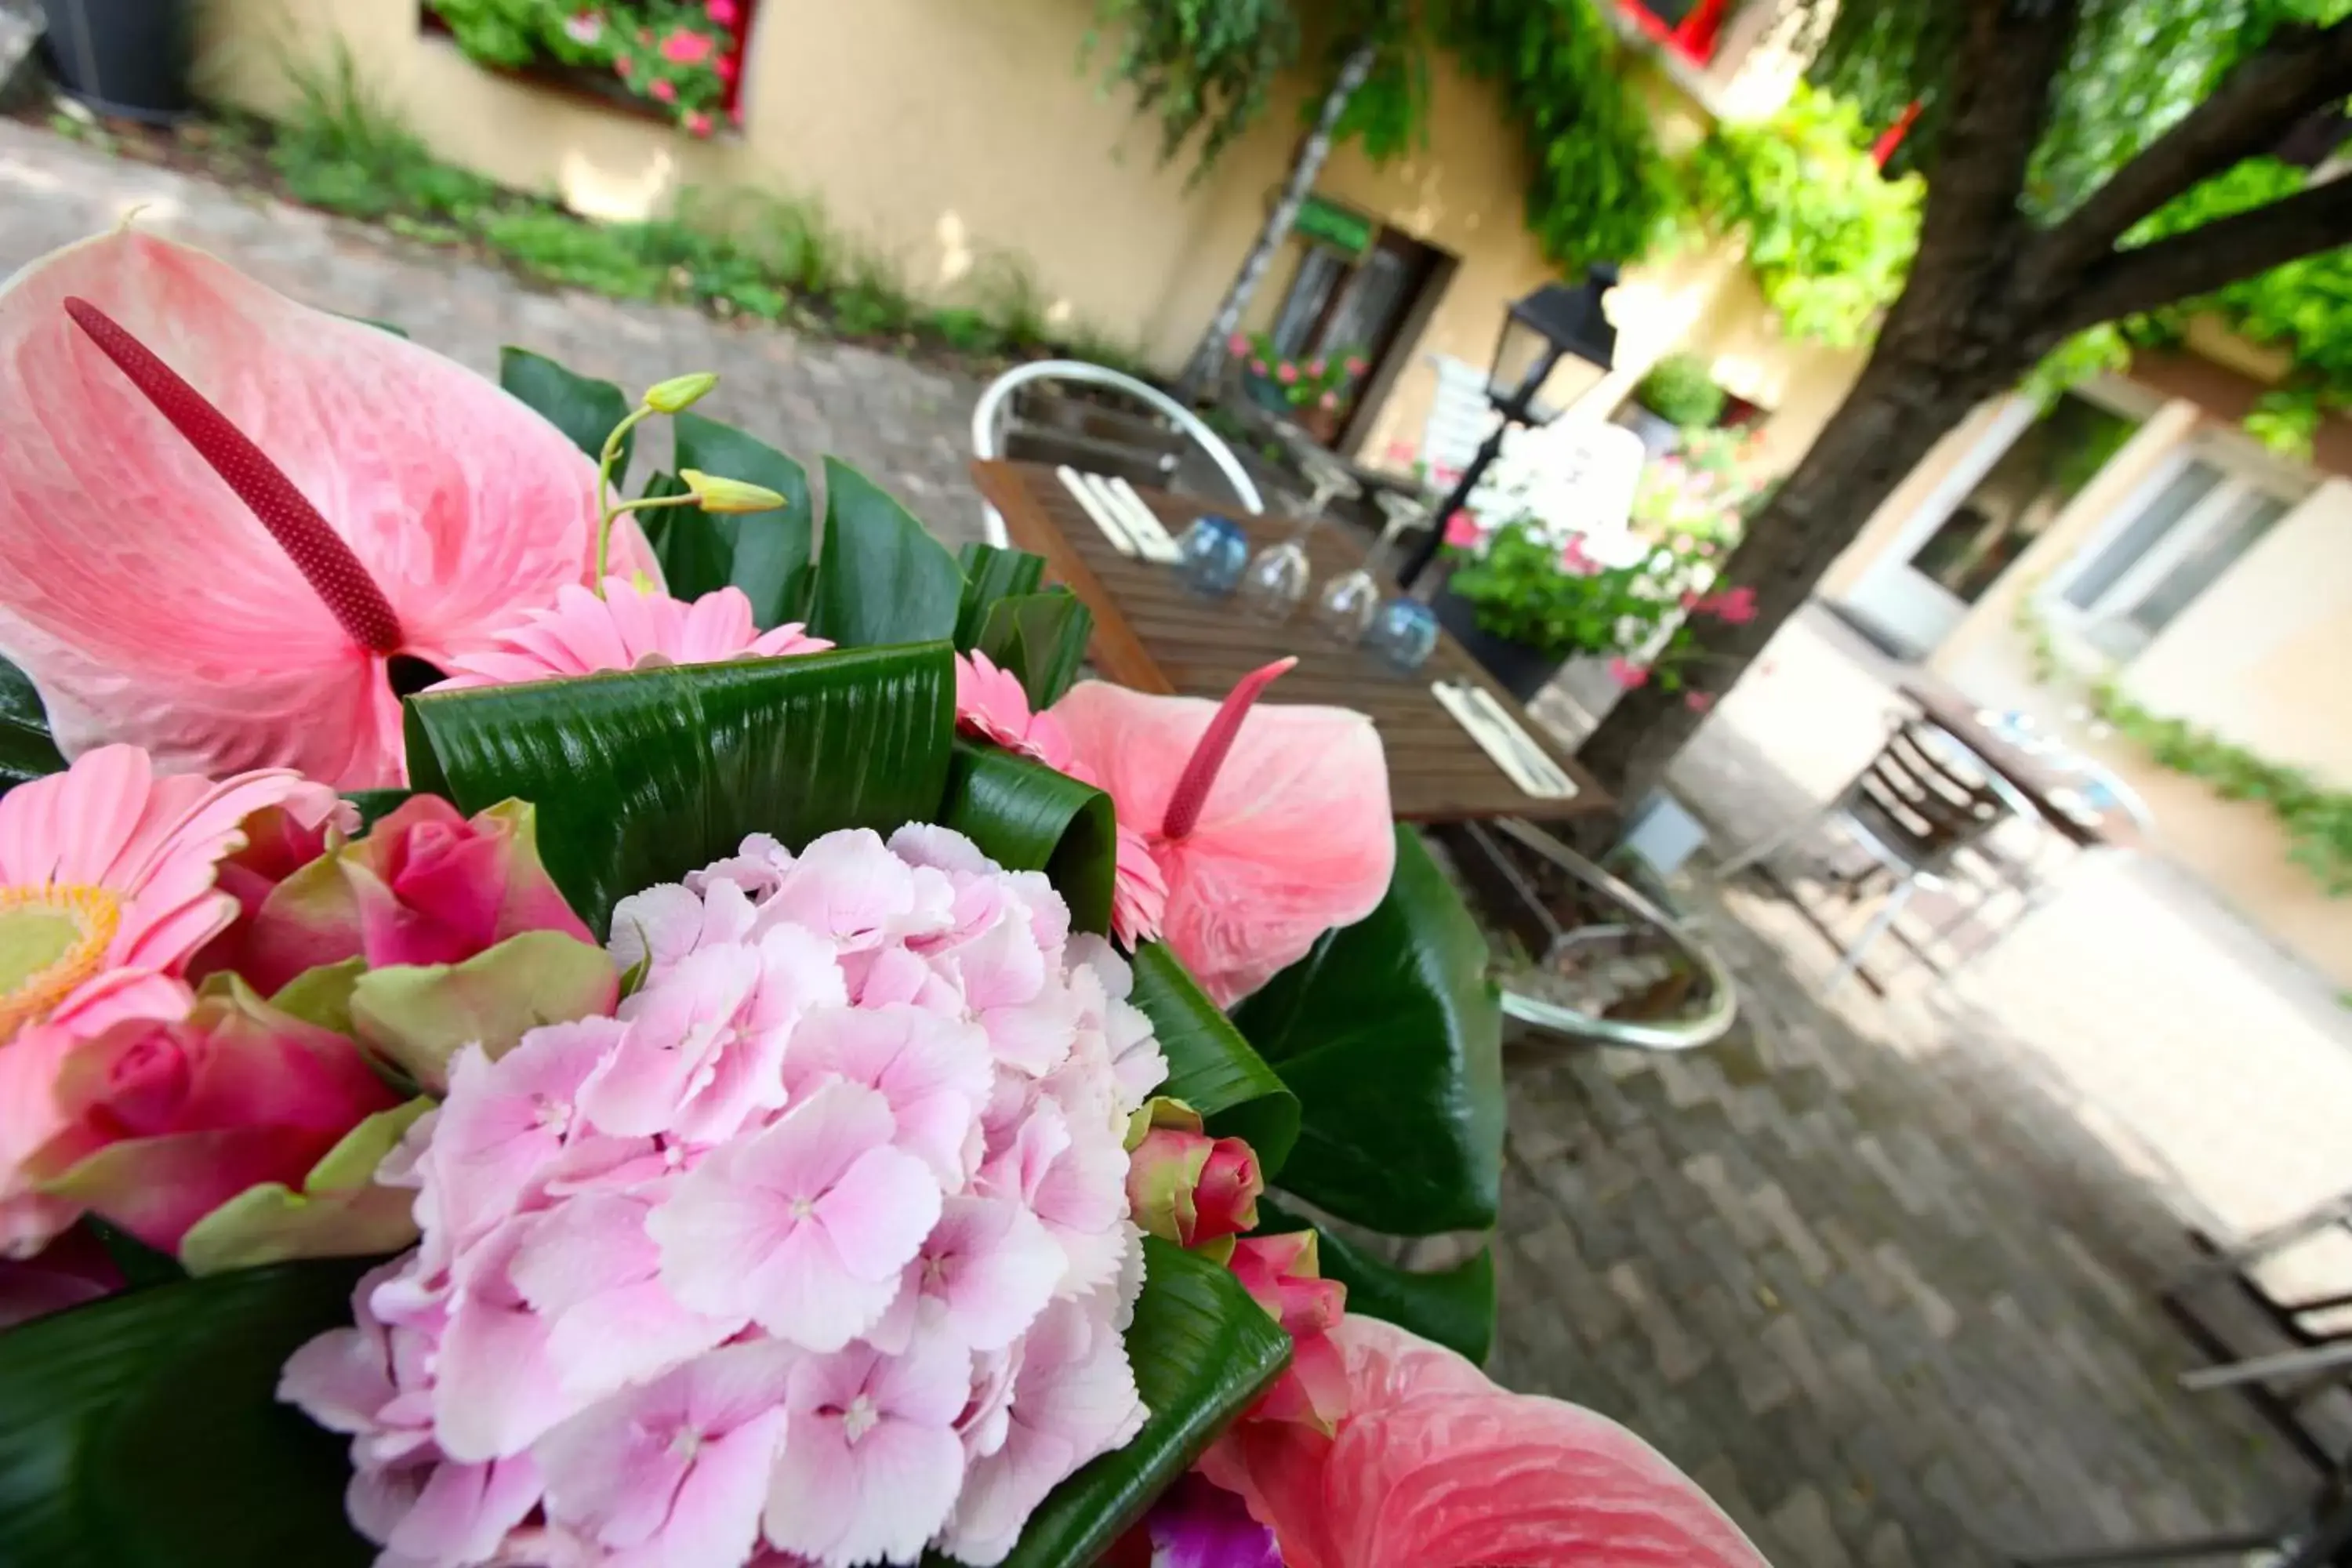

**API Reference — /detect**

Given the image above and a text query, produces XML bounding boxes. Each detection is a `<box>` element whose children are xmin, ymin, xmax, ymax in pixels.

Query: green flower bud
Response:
<box><xmin>643</xmin><ymin>372</ymin><xmax>719</xmax><ymax>413</ymax></box>
<box><xmin>681</xmin><ymin>468</ymin><xmax>786</xmax><ymax>514</ymax></box>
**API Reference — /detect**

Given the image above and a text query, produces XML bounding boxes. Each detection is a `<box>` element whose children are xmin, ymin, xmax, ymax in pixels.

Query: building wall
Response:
<box><xmin>191</xmin><ymin>0</ymin><xmax>1863</xmax><ymax>486</ymax></box>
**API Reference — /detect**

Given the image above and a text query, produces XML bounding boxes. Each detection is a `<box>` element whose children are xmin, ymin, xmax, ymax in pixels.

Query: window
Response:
<box><xmin>2052</xmin><ymin>441</ymin><xmax>2307</xmax><ymax>662</ymax></box>
<box><xmin>1615</xmin><ymin>0</ymin><xmax>1733</xmax><ymax>64</ymax></box>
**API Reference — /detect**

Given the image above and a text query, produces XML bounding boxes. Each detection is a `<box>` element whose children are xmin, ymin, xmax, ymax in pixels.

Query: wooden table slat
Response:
<box><xmin>971</xmin><ymin>459</ymin><xmax>1609</xmax><ymax>824</ymax></box>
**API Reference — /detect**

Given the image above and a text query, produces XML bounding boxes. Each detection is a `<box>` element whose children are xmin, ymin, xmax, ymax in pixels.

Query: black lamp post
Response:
<box><xmin>1396</xmin><ymin>264</ymin><xmax>1621</xmax><ymax>589</ymax></box>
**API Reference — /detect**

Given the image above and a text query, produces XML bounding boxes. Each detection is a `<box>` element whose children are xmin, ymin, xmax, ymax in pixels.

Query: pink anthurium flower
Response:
<box><xmin>1052</xmin><ymin>660</ymin><xmax>1394</xmax><ymax>1004</ymax></box>
<box><xmin>1202</xmin><ymin>1313</ymin><xmax>1772</xmax><ymax>1568</ymax></box>
<box><xmin>0</xmin><ymin>230</ymin><xmax>659</xmax><ymax>789</ymax></box>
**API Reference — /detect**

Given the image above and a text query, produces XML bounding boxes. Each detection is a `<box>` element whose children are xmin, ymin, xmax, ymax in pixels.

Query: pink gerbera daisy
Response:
<box><xmin>0</xmin><ymin>745</ymin><xmax>343</xmax><ymax>1044</ymax></box>
<box><xmin>953</xmin><ymin>652</ymin><xmax>1071</xmax><ymax>769</ymax></box>
<box><xmin>433</xmin><ymin>579</ymin><xmax>831</xmax><ymax>688</ymax></box>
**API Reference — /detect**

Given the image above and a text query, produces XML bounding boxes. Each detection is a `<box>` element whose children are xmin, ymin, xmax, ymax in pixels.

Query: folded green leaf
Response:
<box><xmin>1128</xmin><ymin>944</ymin><xmax>1298</xmax><ymax>1178</ymax></box>
<box><xmin>954</xmin><ymin>543</ymin><xmax>1047</xmax><ymax>649</ymax></box>
<box><xmin>669</xmin><ymin>414</ymin><xmax>817</xmax><ymax>627</ymax></box>
<box><xmin>1254</xmin><ymin>1197</ymin><xmax>1497</xmax><ymax>1364</ymax></box>
<box><xmin>176</xmin><ymin>1099</ymin><xmax>433</xmax><ymax>1276</ymax></box>
<box><xmin>0</xmin><ymin>1259</ymin><xmax>376</xmax><ymax>1566</ymax></box>
<box><xmin>1232</xmin><ymin>827</ymin><xmax>1504</xmax><ymax>1234</ymax></box>
<box><xmin>971</xmin><ymin>1239</ymin><xmax>1290</xmax><ymax>1568</ymax></box>
<box><xmin>807</xmin><ymin>459</ymin><xmax>965</xmax><ymax>648</ymax></box>
<box><xmin>0</xmin><ymin>656</ymin><xmax>65</xmax><ymax>793</ymax></box>
<box><xmin>942</xmin><ymin>742</ymin><xmax>1116</xmax><ymax>936</ymax></box>
<box><xmin>404</xmin><ymin>644</ymin><xmax>956</xmax><ymax>934</ymax></box>
<box><xmin>499</xmin><ymin>347</ymin><xmax>633</xmax><ymax>481</ymax></box>
<box><xmin>975</xmin><ymin>590</ymin><xmax>1093</xmax><ymax>710</ymax></box>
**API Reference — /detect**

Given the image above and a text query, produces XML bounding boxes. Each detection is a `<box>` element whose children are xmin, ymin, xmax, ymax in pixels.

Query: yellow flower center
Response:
<box><xmin>0</xmin><ymin>884</ymin><xmax>122</xmax><ymax>1041</ymax></box>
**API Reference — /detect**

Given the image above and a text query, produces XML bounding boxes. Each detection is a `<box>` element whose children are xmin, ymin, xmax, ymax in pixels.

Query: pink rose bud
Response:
<box><xmin>23</xmin><ymin>979</ymin><xmax>401</xmax><ymax>1254</ymax></box>
<box><xmin>1127</xmin><ymin>1123</ymin><xmax>1263</xmax><ymax>1248</ymax></box>
<box><xmin>236</xmin><ymin>797</ymin><xmax>592</xmax><ymax>995</ymax></box>
<box><xmin>1229</xmin><ymin>1231</ymin><xmax>1351</xmax><ymax>1431</ymax></box>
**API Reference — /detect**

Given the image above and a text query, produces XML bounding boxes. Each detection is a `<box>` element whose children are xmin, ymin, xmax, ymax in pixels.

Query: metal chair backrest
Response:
<box><xmin>1847</xmin><ymin>720</ymin><xmax>2028</xmax><ymax>874</ymax></box>
<box><xmin>971</xmin><ymin>361</ymin><xmax>1266</xmax><ymax>547</ymax></box>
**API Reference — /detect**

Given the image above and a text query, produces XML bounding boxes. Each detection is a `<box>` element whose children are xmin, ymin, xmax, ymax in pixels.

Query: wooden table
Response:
<box><xmin>1900</xmin><ymin>678</ymin><xmax>2142</xmax><ymax>851</ymax></box>
<box><xmin>971</xmin><ymin>459</ymin><xmax>1607</xmax><ymax>824</ymax></box>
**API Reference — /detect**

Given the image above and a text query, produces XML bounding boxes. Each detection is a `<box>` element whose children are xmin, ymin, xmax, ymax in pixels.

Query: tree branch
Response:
<box><xmin>2052</xmin><ymin>172</ymin><xmax>2352</xmax><ymax>334</ymax></box>
<box><xmin>2037</xmin><ymin>17</ymin><xmax>2352</xmax><ymax>277</ymax></box>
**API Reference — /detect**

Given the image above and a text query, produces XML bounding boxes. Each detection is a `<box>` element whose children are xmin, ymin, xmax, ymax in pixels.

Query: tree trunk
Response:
<box><xmin>1175</xmin><ymin>38</ymin><xmax>1378</xmax><ymax>400</ymax></box>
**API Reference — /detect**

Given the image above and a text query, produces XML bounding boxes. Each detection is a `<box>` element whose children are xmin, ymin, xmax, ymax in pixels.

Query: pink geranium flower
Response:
<box><xmin>1203</xmin><ymin>1314</ymin><xmax>1770</xmax><ymax>1568</ymax></box>
<box><xmin>953</xmin><ymin>652</ymin><xmax>1072</xmax><ymax>768</ymax></box>
<box><xmin>1344</xmin><ymin>354</ymin><xmax>1368</xmax><ymax>376</ymax></box>
<box><xmin>561</xmin><ymin>10</ymin><xmax>603</xmax><ymax>45</ymax></box>
<box><xmin>660</xmin><ymin>28</ymin><xmax>715</xmax><ymax>63</ymax></box>
<box><xmin>1275</xmin><ymin>363</ymin><xmax>1299</xmax><ymax>386</ymax></box>
<box><xmin>1442</xmin><ymin>510</ymin><xmax>1482</xmax><ymax>549</ymax></box>
<box><xmin>0</xmin><ymin>743</ymin><xmax>342</xmax><ymax>1047</ymax></box>
<box><xmin>650</xmin><ymin>1079</ymin><xmax>942</xmax><ymax>1352</ymax></box>
<box><xmin>1607</xmin><ymin>656</ymin><xmax>1650</xmax><ymax>690</ymax></box>
<box><xmin>652</xmin><ymin>78</ymin><xmax>679</xmax><ymax>103</ymax></box>
<box><xmin>1247</xmin><ymin>358</ymin><xmax>1268</xmax><ymax>376</ymax></box>
<box><xmin>1711</xmin><ymin>585</ymin><xmax>1759</xmax><ymax>624</ymax></box>
<box><xmin>0</xmin><ymin>230</ymin><xmax>658</xmax><ymax>788</ymax></box>
<box><xmin>684</xmin><ymin>110</ymin><xmax>715</xmax><ymax>137</ymax></box>
<box><xmin>1560</xmin><ymin>536</ymin><xmax>1599</xmax><ymax>577</ymax></box>
<box><xmin>1052</xmin><ymin>661</ymin><xmax>1394</xmax><ymax>1005</ymax></box>
<box><xmin>1305</xmin><ymin>358</ymin><xmax>1326</xmax><ymax>377</ymax></box>
<box><xmin>1226</xmin><ymin>332</ymin><xmax>1250</xmax><ymax>356</ymax></box>
<box><xmin>435</xmin><ymin>578</ymin><xmax>829</xmax><ymax>690</ymax></box>
<box><xmin>1317</xmin><ymin>391</ymin><xmax>1338</xmax><ymax>412</ymax></box>
<box><xmin>1686</xmin><ymin>689</ymin><xmax>1716</xmax><ymax>713</ymax></box>
<box><xmin>706</xmin><ymin>0</ymin><xmax>740</xmax><ymax>23</ymax></box>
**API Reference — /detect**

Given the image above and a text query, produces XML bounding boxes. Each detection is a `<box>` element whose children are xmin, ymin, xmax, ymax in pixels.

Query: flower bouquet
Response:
<box><xmin>0</xmin><ymin>230</ymin><xmax>1767</xmax><ymax>1566</ymax></box>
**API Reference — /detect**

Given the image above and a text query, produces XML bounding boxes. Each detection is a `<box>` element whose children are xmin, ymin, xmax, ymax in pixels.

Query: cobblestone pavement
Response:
<box><xmin>6</xmin><ymin>114</ymin><xmax>2334</xmax><ymax>1568</ymax></box>
<box><xmin>0</xmin><ymin>117</ymin><xmax>989</xmax><ymax>549</ymax></box>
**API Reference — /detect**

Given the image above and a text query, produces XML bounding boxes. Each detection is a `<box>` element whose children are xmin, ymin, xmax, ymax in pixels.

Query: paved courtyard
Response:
<box><xmin>9</xmin><ymin>114</ymin><xmax>2345</xmax><ymax>1567</ymax></box>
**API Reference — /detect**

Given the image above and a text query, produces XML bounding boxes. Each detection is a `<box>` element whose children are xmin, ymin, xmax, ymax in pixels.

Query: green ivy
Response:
<box><xmin>1682</xmin><ymin>84</ymin><xmax>1924</xmax><ymax>348</ymax></box>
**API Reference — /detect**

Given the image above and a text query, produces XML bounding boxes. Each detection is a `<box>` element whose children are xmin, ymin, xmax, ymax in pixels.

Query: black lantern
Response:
<box><xmin>1397</xmin><ymin>264</ymin><xmax>1621</xmax><ymax>588</ymax></box>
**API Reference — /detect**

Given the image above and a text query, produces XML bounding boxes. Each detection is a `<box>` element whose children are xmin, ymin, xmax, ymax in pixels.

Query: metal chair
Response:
<box><xmin>970</xmin><ymin>361</ymin><xmax>1265</xmax><ymax>547</ymax></box>
<box><xmin>1719</xmin><ymin>718</ymin><xmax>2036</xmax><ymax>989</ymax></box>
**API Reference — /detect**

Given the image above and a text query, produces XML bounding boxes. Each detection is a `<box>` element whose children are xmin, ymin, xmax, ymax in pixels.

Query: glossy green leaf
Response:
<box><xmin>0</xmin><ymin>657</ymin><xmax>64</xmax><ymax>793</ymax></box>
<box><xmin>1255</xmin><ymin>1197</ymin><xmax>1497</xmax><ymax>1364</ymax></box>
<box><xmin>807</xmin><ymin>459</ymin><xmax>965</xmax><ymax>648</ymax></box>
<box><xmin>1128</xmin><ymin>944</ymin><xmax>1298</xmax><ymax>1178</ymax></box>
<box><xmin>668</xmin><ymin>414</ymin><xmax>817</xmax><ymax>627</ymax></box>
<box><xmin>499</xmin><ymin>347</ymin><xmax>633</xmax><ymax>481</ymax></box>
<box><xmin>975</xmin><ymin>590</ymin><xmax>1093</xmax><ymax>710</ymax></box>
<box><xmin>954</xmin><ymin>543</ymin><xmax>1047</xmax><ymax>648</ymax></box>
<box><xmin>1232</xmin><ymin>827</ymin><xmax>1504</xmax><ymax>1234</ymax></box>
<box><xmin>404</xmin><ymin>644</ymin><xmax>955</xmax><ymax>934</ymax></box>
<box><xmin>966</xmin><ymin>1239</ymin><xmax>1290</xmax><ymax>1568</ymax></box>
<box><xmin>943</xmin><ymin>742</ymin><xmax>1116</xmax><ymax>936</ymax></box>
<box><xmin>0</xmin><ymin>1259</ymin><xmax>375</xmax><ymax>1566</ymax></box>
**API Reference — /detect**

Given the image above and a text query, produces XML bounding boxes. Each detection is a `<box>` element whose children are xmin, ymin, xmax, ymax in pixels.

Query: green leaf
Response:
<box><xmin>669</xmin><ymin>414</ymin><xmax>817</xmax><ymax>627</ymax></box>
<box><xmin>807</xmin><ymin>459</ymin><xmax>965</xmax><ymax>648</ymax></box>
<box><xmin>1255</xmin><ymin>1197</ymin><xmax>1496</xmax><ymax>1364</ymax></box>
<box><xmin>499</xmin><ymin>347</ymin><xmax>633</xmax><ymax>481</ymax></box>
<box><xmin>270</xmin><ymin>958</ymin><xmax>363</xmax><ymax>1037</ymax></box>
<box><xmin>975</xmin><ymin>590</ymin><xmax>1094</xmax><ymax>710</ymax></box>
<box><xmin>942</xmin><ymin>742</ymin><xmax>1116</xmax><ymax>936</ymax></box>
<box><xmin>1128</xmin><ymin>944</ymin><xmax>1298</xmax><ymax>1178</ymax></box>
<box><xmin>0</xmin><ymin>1259</ymin><xmax>375</xmax><ymax>1566</ymax></box>
<box><xmin>1231</xmin><ymin>827</ymin><xmax>1504</xmax><ymax>1234</ymax></box>
<box><xmin>954</xmin><ymin>543</ymin><xmax>1047</xmax><ymax>648</ymax></box>
<box><xmin>339</xmin><ymin>789</ymin><xmax>412</xmax><ymax>832</ymax></box>
<box><xmin>0</xmin><ymin>656</ymin><xmax>65</xmax><ymax>793</ymax></box>
<box><xmin>349</xmin><ymin>931</ymin><xmax>619</xmax><ymax>1093</ymax></box>
<box><xmin>176</xmin><ymin>1099</ymin><xmax>433</xmax><ymax>1276</ymax></box>
<box><xmin>404</xmin><ymin>644</ymin><xmax>956</xmax><ymax>934</ymax></box>
<box><xmin>971</xmin><ymin>1240</ymin><xmax>1290</xmax><ymax>1568</ymax></box>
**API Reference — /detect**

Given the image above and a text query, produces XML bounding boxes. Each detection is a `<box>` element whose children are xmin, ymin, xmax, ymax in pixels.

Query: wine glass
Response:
<box><xmin>1314</xmin><ymin>492</ymin><xmax>1428</xmax><ymax>643</ymax></box>
<box><xmin>1240</xmin><ymin>461</ymin><xmax>1353</xmax><ymax>622</ymax></box>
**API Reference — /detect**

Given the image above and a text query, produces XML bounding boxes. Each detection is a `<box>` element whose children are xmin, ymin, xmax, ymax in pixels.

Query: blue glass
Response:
<box><xmin>1367</xmin><ymin>597</ymin><xmax>1439</xmax><ymax>673</ymax></box>
<box><xmin>1177</xmin><ymin>515</ymin><xmax>1250</xmax><ymax>597</ymax></box>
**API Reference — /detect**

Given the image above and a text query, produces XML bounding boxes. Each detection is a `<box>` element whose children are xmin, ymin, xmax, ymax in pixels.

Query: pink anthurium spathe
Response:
<box><xmin>1052</xmin><ymin>661</ymin><xmax>1394</xmax><ymax>1005</ymax></box>
<box><xmin>0</xmin><ymin>230</ymin><xmax>659</xmax><ymax>789</ymax></box>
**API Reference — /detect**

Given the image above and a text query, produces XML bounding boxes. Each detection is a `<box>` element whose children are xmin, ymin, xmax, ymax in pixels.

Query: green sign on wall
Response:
<box><xmin>1295</xmin><ymin>194</ymin><xmax>1376</xmax><ymax>258</ymax></box>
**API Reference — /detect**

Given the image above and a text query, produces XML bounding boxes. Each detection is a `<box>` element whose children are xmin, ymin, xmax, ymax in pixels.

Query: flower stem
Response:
<box><xmin>593</xmin><ymin>405</ymin><xmax>657</xmax><ymax>589</ymax></box>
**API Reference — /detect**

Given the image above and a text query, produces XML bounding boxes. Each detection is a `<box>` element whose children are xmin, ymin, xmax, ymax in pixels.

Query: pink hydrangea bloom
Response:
<box><xmin>1203</xmin><ymin>1314</ymin><xmax>1769</xmax><ymax>1568</ymax></box>
<box><xmin>1052</xmin><ymin>663</ymin><xmax>1393</xmax><ymax>1005</ymax></box>
<box><xmin>283</xmin><ymin>825</ymin><xmax>1163</xmax><ymax>1567</ymax></box>
<box><xmin>0</xmin><ymin>230</ymin><xmax>657</xmax><ymax>787</ymax></box>
<box><xmin>953</xmin><ymin>652</ymin><xmax>1071</xmax><ymax>769</ymax></box>
<box><xmin>435</xmin><ymin>578</ymin><xmax>830</xmax><ymax>690</ymax></box>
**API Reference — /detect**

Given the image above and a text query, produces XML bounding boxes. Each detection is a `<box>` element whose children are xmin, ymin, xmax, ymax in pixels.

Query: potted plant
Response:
<box><xmin>1618</xmin><ymin>352</ymin><xmax>1726</xmax><ymax>457</ymax></box>
<box><xmin>1229</xmin><ymin>331</ymin><xmax>1369</xmax><ymax>443</ymax></box>
<box><xmin>40</xmin><ymin>0</ymin><xmax>192</xmax><ymax>121</ymax></box>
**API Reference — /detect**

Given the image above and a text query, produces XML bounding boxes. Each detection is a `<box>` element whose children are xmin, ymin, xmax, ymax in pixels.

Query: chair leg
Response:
<box><xmin>1718</xmin><ymin>804</ymin><xmax>1831</xmax><ymax>878</ymax></box>
<box><xmin>1827</xmin><ymin>877</ymin><xmax>1917</xmax><ymax>993</ymax></box>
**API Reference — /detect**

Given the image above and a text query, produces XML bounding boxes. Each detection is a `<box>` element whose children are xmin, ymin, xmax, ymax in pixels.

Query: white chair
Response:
<box><xmin>970</xmin><ymin>361</ymin><xmax>1265</xmax><ymax>548</ymax></box>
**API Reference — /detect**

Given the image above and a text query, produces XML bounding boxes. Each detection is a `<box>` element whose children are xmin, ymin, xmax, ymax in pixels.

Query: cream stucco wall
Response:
<box><xmin>192</xmin><ymin>0</ymin><xmax>1862</xmax><ymax>485</ymax></box>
